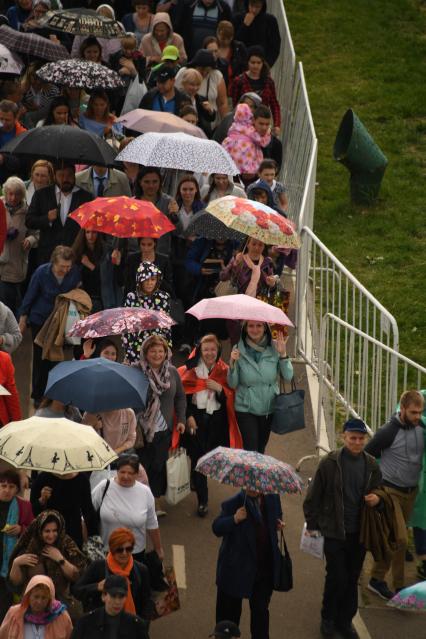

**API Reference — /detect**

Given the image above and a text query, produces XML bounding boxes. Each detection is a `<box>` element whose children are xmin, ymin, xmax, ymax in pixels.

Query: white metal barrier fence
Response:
<box><xmin>295</xmin><ymin>225</ymin><xmax>399</xmax><ymax>368</ymax></box>
<box><xmin>316</xmin><ymin>314</ymin><xmax>426</xmax><ymax>450</ymax></box>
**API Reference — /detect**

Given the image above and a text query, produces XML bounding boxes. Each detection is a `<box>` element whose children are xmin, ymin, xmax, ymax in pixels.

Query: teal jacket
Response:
<box><xmin>228</xmin><ymin>338</ymin><xmax>293</xmax><ymax>416</ymax></box>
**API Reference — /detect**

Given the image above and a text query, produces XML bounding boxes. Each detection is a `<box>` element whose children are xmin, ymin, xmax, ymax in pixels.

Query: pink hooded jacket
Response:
<box><xmin>0</xmin><ymin>575</ymin><xmax>72</xmax><ymax>639</ymax></box>
<box><xmin>222</xmin><ymin>103</ymin><xmax>271</xmax><ymax>174</ymax></box>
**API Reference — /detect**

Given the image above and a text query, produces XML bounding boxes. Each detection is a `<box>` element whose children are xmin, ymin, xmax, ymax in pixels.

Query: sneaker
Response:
<box><xmin>197</xmin><ymin>504</ymin><xmax>208</xmax><ymax>518</ymax></box>
<box><xmin>405</xmin><ymin>549</ymin><xmax>414</xmax><ymax>562</ymax></box>
<box><xmin>367</xmin><ymin>578</ymin><xmax>395</xmax><ymax>600</ymax></box>
<box><xmin>155</xmin><ymin>509</ymin><xmax>167</xmax><ymax>518</ymax></box>
<box><xmin>336</xmin><ymin>624</ymin><xmax>359</xmax><ymax>639</ymax></box>
<box><xmin>320</xmin><ymin>619</ymin><xmax>335</xmax><ymax>637</ymax></box>
<box><xmin>417</xmin><ymin>562</ymin><xmax>426</xmax><ymax>580</ymax></box>
<box><xmin>178</xmin><ymin>343</ymin><xmax>191</xmax><ymax>355</ymax></box>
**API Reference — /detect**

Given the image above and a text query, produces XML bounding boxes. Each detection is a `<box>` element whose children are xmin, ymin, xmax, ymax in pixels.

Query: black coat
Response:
<box><xmin>25</xmin><ymin>184</ymin><xmax>92</xmax><ymax>265</ymax></box>
<box><xmin>70</xmin><ymin>607</ymin><xmax>149</xmax><ymax>639</ymax></box>
<box><xmin>73</xmin><ymin>558</ymin><xmax>153</xmax><ymax>620</ymax></box>
<box><xmin>139</xmin><ymin>88</ymin><xmax>188</xmax><ymax>116</ymax></box>
<box><xmin>303</xmin><ymin>448</ymin><xmax>382</xmax><ymax>541</ymax></box>
<box><xmin>233</xmin><ymin>2</ymin><xmax>281</xmax><ymax>67</ymax></box>
<box><xmin>212</xmin><ymin>491</ymin><xmax>282</xmax><ymax>599</ymax></box>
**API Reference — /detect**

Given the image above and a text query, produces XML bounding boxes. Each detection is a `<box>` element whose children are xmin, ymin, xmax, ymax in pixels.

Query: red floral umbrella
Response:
<box><xmin>70</xmin><ymin>196</ymin><xmax>175</xmax><ymax>238</ymax></box>
<box><xmin>206</xmin><ymin>196</ymin><xmax>300</xmax><ymax>248</ymax></box>
<box><xmin>68</xmin><ymin>307</ymin><xmax>175</xmax><ymax>339</ymax></box>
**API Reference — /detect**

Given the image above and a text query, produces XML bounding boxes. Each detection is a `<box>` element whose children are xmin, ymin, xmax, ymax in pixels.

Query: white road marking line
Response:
<box><xmin>353</xmin><ymin>611</ymin><xmax>373</xmax><ymax>639</ymax></box>
<box><xmin>172</xmin><ymin>544</ymin><xmax>187</xmax><ymax>589</ymax></box>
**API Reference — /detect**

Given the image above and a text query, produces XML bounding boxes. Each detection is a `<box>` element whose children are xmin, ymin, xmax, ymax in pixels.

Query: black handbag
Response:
<box><xmin>275</xmin><ymin>531</ymin><xmax>293</xmax><ymax>592</ymax></box>
<box><xmin>271</xmin><ymin>378</ymin><xmax>305</xmax><ymax>435</ymax></box>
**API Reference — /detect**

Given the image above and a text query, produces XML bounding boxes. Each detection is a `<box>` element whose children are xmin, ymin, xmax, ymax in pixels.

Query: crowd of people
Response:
<box><xmin>0</xmin><ymin>1</ymin><xmax>425</xmax><ymax>639</ymax></box>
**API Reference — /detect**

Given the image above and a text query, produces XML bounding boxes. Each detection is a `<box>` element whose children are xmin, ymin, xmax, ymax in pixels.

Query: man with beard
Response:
<box><xmin>366</xmin><ymin>389</ymin><xmax>425</xmax><ymax>599</ymax></box>
<box><xmin>26</xmin><ymin>162</ymin><xmax>92</xmax><ymax>265</ymax></box>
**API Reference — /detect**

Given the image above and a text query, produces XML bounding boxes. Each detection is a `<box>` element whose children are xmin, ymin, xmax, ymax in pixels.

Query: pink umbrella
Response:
<box><xmin>116</xmin><ymin>109</ymin><xmax>207</xmax><ymax>139</ymax></box>
<box><xmin>186</xmin><ymin>295</ymin><xmax>293</xmax><ymax>326</ymax></box>
<box><xmin>68</xmin><ymin>307</ymin><xmax>175</xmax><ymax>338</ymax></box>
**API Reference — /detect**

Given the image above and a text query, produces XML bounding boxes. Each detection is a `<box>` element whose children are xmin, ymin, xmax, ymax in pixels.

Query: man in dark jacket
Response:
<box><xmin>213</xmin><ymin>489</ymin><xmax>284</xmax><ymax>639</ymax></box>
<box><xmin>71</xmin><ymin>575</ymin><xmax>149</xmax><ymax>639</ymax></box>
<box><xmin>303</xmin><ymin>419</ymin><xmax>382</xmax><ymax>639</ymax></box>
<box><xmin>180</xmin><ymin>0</ymin><xmax>232</xmax><ymax>59</ymax></box>
<box><xmin>139</xmin><ymin>66</ymin><xmax>188</xmax><ymax>115</ymax></box>
<box><xmin>25</xmin><ymin>162</ymin><xmax>92</xmax><ymax>265</ymax></box>
<box><xmin>365</xmin><ymin>389</ymin><xmax>424</xmax><ymax>599</ymax></box>
<box><xmin>233</xmin><ymin>0</ymin><xmax>281</xmax><ymax>67</ymax></box>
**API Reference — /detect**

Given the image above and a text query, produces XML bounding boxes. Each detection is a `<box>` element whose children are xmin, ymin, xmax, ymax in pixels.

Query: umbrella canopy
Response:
<box><xmin>0</xmin><ymin>416</ymin><xmax>117</xmax><ymax>475</ymax></box>
<box><xmin>116</xmin><ymin>132</ymin><xmax>239</xmax><ymax>175</ymax></box>
<box><xmin>0</xmin><ymin>25</ymin><xmax>70</xmax><ymax>62</ymax></box>
<box><xmin>0</xmin><ymin>44</ymin><xmax>24</xmax><ymax>75</ymax></box>
<box><xmin>116</xmin><ymin>109</ymin><xmax>207</xmax><ymax>139</ymax></box>
<box><xmin>45</xmin><ymin>358</ymin><xmax>149</xmax><ymax>413</ymax></box>
<box><xmin>0</xmin><ymin>125</ymin><xmax>117</xmax><ymax>166</ymax></box>
<box><xmin>40</xmin><ymin>8</ymin><xmax>125</xmax><ymax>38</ymax></box>
<box><xmin>388</xmin><ymin>581</ymin><xmax>426</xmax><ymax>610</ymax></box>
<box><xmin>187</xmin><ymin>294</ymin><xmax>293</xmax><ymax>326</ymax></box>
<box><xmin>68</xmin><ymin>307</ymin><xmax>175</xmax><ymax>339</ymax></box>
<box><xmin>37</xmin><ymin>59</ymin><xmax>124</xmax><ymax>90</ymax></box>
<box><xmin>206</xmin><ymin>196</ymin><xmax>301</xmax><ymax>248</ymax></box>
<box><xmin>185</xmin><ymin>210</ymin><xmax>246</xmax><ymax>242</ymax></box>
<box><xmin>70</xmin><ymin>196</ymin><xmax>175</xmax><ymax>238</ymax></box>
<box><xmin>0</xmin><ymin>384</ymin><xmax>11</xmax><ymax>396</ymax></box>
<box><xmin>195</xmin><ymin>446</ymin><xmax>302</xmax><ymax>495</ymax></box>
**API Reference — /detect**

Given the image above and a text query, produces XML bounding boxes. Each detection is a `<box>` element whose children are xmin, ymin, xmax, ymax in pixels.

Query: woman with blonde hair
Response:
<box><xmin>26</xmin><ymin>160</ymin><xmax>55</xmax><ymax>205</ymax></box>
<box><xmin>0</xmin><ymin>575</ymin><xmax>72</xmax><ymax>639</ymax></box>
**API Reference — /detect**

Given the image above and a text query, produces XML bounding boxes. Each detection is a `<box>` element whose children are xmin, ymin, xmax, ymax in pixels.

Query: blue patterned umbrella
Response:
<box><xmin>185</xmin><ymin>210</ymin><xmax>246</xmax><ymax>241</ymax></box>
<box><xmin>195</xmin><ymin>446</ymin><xmax>302</xmax><ymax>495</ymax></box>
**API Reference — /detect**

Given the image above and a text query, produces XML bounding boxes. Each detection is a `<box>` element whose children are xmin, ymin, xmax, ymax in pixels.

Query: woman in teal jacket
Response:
<box><xmin>228</xmin><ymin>321</ymin><xmax>293</xmax><ymax>453</ymax></box>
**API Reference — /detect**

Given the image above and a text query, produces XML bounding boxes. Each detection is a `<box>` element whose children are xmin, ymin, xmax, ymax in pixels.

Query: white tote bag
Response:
<box><xmin>300</xmin><ymin>522</ymin><xmax>324</xmax><ymax>559</ymax></box>
<box><xmin>64</xmin><ymin>300</ymin><xmax>81</xmax><ymax>345</ymax></box>
<box><xmin>121</xmin><ymin>75</ymin><xmax>147</xmax><ymax>115</ymax></box>
<box><xmin>165</xmin><ymin>449</ymin><xmax>190</xmax><ymax>506</ymax></box>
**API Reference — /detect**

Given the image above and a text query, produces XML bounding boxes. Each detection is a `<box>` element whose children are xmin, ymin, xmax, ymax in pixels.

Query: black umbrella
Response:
<box><xmin>37</xmin><ymin>59</ymin><xmax>124</xmax><ymax>90</ymax></box>
<box><xmin>0</xmin><ymin>25</ymin><xmax>70</xmax><ymax>62</ymax></box>
<box><xmin>0</xmin><ymin>125</ymin><xmax>117</xmax><ymax>166</ymax></box>
<box><xmin>40</xmin><ymin>8</ymin><xmax>125</xmax><ymax>39</ymax></box>
<box><xmin>185</xmin><ymin>210</ymin><xmax>246</xmax><ymax>241</ymax></box>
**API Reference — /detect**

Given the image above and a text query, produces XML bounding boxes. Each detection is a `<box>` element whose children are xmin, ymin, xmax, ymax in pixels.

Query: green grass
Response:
<box><xmin>285</xmin><ymin>0</ymin><xmax>426</xmax><ymax>366</ymax></box>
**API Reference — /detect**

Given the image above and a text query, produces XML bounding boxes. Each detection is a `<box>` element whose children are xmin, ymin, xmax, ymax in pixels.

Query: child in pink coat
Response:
<box><xmin>222</xmin><ymin>103</ymin><xmax>271</xmax><ymax>178</ymax></box>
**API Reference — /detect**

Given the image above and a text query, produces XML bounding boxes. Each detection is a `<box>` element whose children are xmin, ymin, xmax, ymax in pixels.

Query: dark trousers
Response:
<box><xmin>31</xmin><ymin>323</ymin><xmax>56</xmax><ymax>401</ymax></box>
<box><xmin>0</xmin><ymin>576</ymin><xmax>12</xmax><ymax>624</ymax></box>
<box><xmin>0</xmin><ymin>280</ymin><xmax>22</xmax><ymax>317</ymax></box>
<box><xmin>138</xmin><ymin>430</ymin><xmax>171</xmax><ymax>498</ymax></box>
<box><xmin>236</xmin><ymin>412</ymin><xmax>272</xmax><ymax>454</ymax></box>
<box><xmin>322</xmin><ymin>534</ymin><xmax>366</xmax><ymax>629</ymax></box>
<box><xmin>216</xmin><ymin>579</ymin><xmax>273</xmax><ymax>639</ymax></box>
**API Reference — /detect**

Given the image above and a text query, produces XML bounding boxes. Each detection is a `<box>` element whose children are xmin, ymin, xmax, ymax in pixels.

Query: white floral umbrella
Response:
<box><xmin>0</xmin><ymin>416</ymin><xmax>117</xmax><ymax>475</ymax></box>
<box><xmin>116</xmin><ymin>131</ymin><xmax>239</xmax><ymax>175</ymax></box>
<box><xmin>37</xmin><ymin>59</ymin><xmax>124</xmax><ymax>90</ymax></box>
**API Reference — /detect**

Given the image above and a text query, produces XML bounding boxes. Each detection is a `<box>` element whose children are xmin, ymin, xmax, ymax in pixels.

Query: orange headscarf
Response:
<box><xmin>172</xmin><ymin>355</ymin><xmax>243</xmax><ymax>450</ymax></box>
<box><xmin>106</xmin><ymin>528</ymin><xmax>136</xmax><ymax>615</ymax></box>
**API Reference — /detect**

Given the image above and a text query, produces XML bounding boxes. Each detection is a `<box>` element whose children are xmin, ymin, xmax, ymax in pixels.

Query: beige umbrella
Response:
<box><xmin>0</xmin><ymin>416</ymin><xmax>117</xmax><ymax>475</ymax></box>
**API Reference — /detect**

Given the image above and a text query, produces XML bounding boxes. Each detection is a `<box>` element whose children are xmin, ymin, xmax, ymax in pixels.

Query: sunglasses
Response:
<box><xmin>114</xmin><ymin>546</ymin><xmax>134</xmax><ymax>554</ymax></box>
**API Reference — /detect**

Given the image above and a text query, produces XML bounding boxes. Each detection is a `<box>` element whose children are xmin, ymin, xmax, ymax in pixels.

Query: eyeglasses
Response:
<box><xmin>114</xmin><ymin>546</ymin><xmax>134</xmax><ymax>554</ymax></box>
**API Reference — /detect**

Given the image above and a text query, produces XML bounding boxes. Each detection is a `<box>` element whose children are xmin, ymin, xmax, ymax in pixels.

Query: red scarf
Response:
<box><xmin>106</xmin><ymin>552</ymin><xmax>136</xmax><ymax>615</ymax></box>
<box><xmin>172</xmin><ymin>358</ymin><xmax>242</xmax><ymax>449</ymax></box>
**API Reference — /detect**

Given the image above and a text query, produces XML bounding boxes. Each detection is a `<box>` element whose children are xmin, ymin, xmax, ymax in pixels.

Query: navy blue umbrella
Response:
<box><xmin>45</xmin><ymin>358</ymin><xmax>148</xmax><ymax>413</ymax></box>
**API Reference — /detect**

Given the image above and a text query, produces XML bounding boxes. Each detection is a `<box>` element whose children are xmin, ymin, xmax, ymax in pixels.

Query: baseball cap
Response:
<box><xmin>209</xmin><ymin>621</ymin><xmax>241</xmax><ymax>638</ymax></box>
<box><xmin>156</xmin><ymin>66</ymin><xmax>177</xmax><ymax>82</ymax></box>
<box><xmin>162</xmin><ymin>45</ymin><xmax>179</xmax><ymax>62</ymax></box>
<box><xmin>343</xmin><ymin>418</ymin><xmax>368</xmax><ymax>434</ymax></box>
<box><xmin>104</xmin><ymin>575</ymin><xmax>128</xmax><ymax>596</ymax></box>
